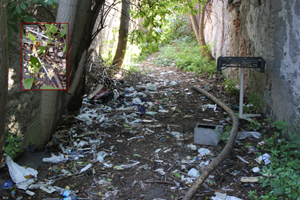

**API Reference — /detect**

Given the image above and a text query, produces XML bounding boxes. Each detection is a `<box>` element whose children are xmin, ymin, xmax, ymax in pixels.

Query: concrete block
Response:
<box><xmin>194</xmin><ymin>123</ymin><xmax>224</xmax><ymax>146</ymax></box>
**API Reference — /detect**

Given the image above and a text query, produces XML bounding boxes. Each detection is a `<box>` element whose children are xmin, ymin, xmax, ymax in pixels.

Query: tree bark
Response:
<box><xmin>190</xmin><ymin>3</ymin><xmax>214</xmax><ymax>62</ymax></box>
<box><xmin>0</xmin><ymin>0</ymin><xmax>9</xmax><ymax>165</ymax></box>
<box><xmin>112</xmin><ymin>0</ymin><xmax>131</xmax><ymax>72</ymax></box>
<box><xmin>67</xmin><ymin>0</ymin><xmax>105</xmax><ymax>112</ymax></box>
<box><xmin>23</xmin><ymin>0</ymin><xmax>106</xmax><ymax>149</ymax></box>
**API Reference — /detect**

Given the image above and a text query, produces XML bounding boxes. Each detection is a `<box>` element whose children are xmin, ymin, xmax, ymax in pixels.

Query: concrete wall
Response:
<box><xmin>204</xmin><ymin>0</ymin><xmax>300</xmax><ymax>132</ymax></box>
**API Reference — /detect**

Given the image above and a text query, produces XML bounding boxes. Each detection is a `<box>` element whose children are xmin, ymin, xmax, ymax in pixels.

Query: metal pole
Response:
<box><xmin>239</xmin><ymin>68</ymin><xmax>244</xmax><ymax>118</ymax></box>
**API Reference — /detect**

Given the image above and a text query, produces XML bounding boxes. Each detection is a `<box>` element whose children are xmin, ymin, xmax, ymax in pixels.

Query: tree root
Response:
<box><xmin>183</xmin><ymin>86</ymin><xmax>239</xmax><ymax>200</ymax></box>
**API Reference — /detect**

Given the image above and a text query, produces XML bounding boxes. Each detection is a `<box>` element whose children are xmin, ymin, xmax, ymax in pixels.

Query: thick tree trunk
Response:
<box><xmin>0</xmin><ymin>0</ymin><xmax>9</xmax><ymax>165</ymax></box>
<box><xmin>112</xmin><ymin>0</ymin><xmax>130</xmax><ymax>72</ymax></box>
<box><xmin>23</xmin><ymin>0</ymin><xmax>105</xmax><ymax>149</ymax></box>
<box><xmin>68</xmin><ymin>0</ymin><xmax>105</xmax><ymax>112</ymax></box>
<box><xmin>190</xmin><ymin>4</ymin><xmax>214</xmax><ymax>62</ymax></box>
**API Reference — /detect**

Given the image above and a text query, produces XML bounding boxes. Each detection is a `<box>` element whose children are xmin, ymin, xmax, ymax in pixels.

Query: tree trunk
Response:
<box><xmin>112</xmin><ymin>0</ymin><xmax>131</xmax><ymax>72</ymax></box>
<box><xmin>67</xmin><ymin>0</ymin><xmax>105</xmax><ymax>112</ymax></box>
<box><xmin>0</xmin><ymin>0</ymin><xmax>9</xmax><ymax>165</ymax></box>
<box><xmin>190</xmin><ymin>3</ymin><xmax>214</xmax><ymax>62</ymax></box>
<box><xmin>23</xmin><ymin>0</ymin><xmax>106</xmax><ymax>149</ymax></box>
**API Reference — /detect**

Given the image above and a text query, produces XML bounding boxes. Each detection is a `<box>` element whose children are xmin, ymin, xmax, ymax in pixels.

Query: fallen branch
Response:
<box><xmin>183</xmin><ymin>86</ymin><xmax>239</xmax><ymax>200</ymax></box>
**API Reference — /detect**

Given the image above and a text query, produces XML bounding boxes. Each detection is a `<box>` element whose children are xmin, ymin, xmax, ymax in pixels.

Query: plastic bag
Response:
<box><xmin>6</xmin><ymin>156</ymin><xmax>38</xmax><ymax>190</ymax></box>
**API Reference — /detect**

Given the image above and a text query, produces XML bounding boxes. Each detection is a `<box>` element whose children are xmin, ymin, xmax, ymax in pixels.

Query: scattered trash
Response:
<box><xmin>43</xmin><ymin>154</ymin><xmax>68</xmax><ymax>163</ymax></box>
<box><xmin>255</xmin><ymin>153</ymin><xmax>271</xmax><ymax>165</ymax></box>
<box><xmin>2</xmin><ymin>180</ymin><xmax>13</xmax><ymax>189</ymax></box>
<box><xmin>96</xmin><ymin>151</ymin><xmax>108</xmax><ymax>163</ymax></box>
<box><xmin>203</xmin><ymin>104</ymin><xmax>217</xmax><ymax>112</ymax></box>
<box><xmin>6</xmin><ymin>156</ymin><xmax>38</xmax><ymax>190</ymax></box>
<box><xmin>236</xmin><ymin>131</ymin><xmax>261</xmax><ymax>140</ymax></box>
<box><xmin>236</xmin><ymin>155</ymin><xmax>249</xmax><ymax>164</ymax></box>
<box><xmin>155</xmin><ymin>168</ymin><xmax>165</xmax><ymax>175</ymax></box>
<box><xmin>252</xmin><ymin>167</ymin><xmax>260</xmax><ymax>173</ymax></box>
<box><xmin>198</xmin><ymin>148</ymin><xmax>212</xmax><ymax>157</ymax></box>
<box><xmin>241</xmin><ymin>177</ymin><xmax>260</xmax><ymax>183</ymax></box>
<box><xmin>211</xmin><ymin>193</ymin><xmax>243</xmax><ymax>200</ymax></box>
<box><xmin>187</xmin><ymin>168</ymin><xmax>200</xmax><ymax>177</ymax></box>
<box><xmin>187</xmin><ymin>144</ymin><xmax>197</xmax><ymax>150</ymax></box>
<box><xmin>80</xmin><ymin>163</ymin><xmax>92</xmax><ymax>173</ymax></box>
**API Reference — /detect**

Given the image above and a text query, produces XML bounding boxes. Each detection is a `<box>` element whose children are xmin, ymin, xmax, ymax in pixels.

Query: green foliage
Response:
<box><xmin>153</xmin><ymin>39</ymin><xmax>216</xmax><ymax>75</ymax></box>
<box><xmin>5</xmin><ymin>0</ymin><xmax>59</xmax><ymax>39</ymax></box>
<box><xmin>24</xmin><ymin>77</ymin><xmax>34</xmax><ymax>89</ymax></box>
<box><xmin>248</xmin><ymin>93</ymin><xmax>264</xmax><ymax>113</ymax></box>
<box><xmin>5</xmin><ymin>132</ymin><xmax>24</xmax><ymax>159</ymax></box>
<box><xmin>129</xmin><ymin>0</ymin><xmax>205</xmax><ymax>53</ymax></box>
<box><xmin>257</xmin><ymin>119</ymin><xmax>300</xmax><ymax>199</ymax></box>
<box><xmin>223</xmin><ymin>78</ymin><xmax>240</xmax><ymax>94</ymax></box>
<box><xmin>246</xmin><ymin>119</ymin><xmax>261</xmax><ymax>131</ymax></box>
<box><xmin>218</xmin><ymin>125</ymin><xmax>231</xmax><ymax>142</ymax></box>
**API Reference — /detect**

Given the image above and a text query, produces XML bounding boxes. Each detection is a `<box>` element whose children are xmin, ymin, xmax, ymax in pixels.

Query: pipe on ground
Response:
<box><xmin>183</xmin><ymin>86</ymin><xmax>239</xmax><ymax>200</ymax></box>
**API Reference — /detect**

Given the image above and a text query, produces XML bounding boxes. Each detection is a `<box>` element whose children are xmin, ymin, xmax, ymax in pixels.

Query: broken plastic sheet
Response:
<box><xmin>6</xmin><ymin>156</ymin><xmax>38</xmax><ymax>190</ymax></box>
<box><xmin>198</xmin><ymin>148</ymin><xmax>212</xmax><ymax>157</ymax></box>
<box><xmin>43</xmin><ymin>154</ymin><xmax>68</xmax><ymax>163</ymax></box>
<box><xmin>236</xmin><ymin>131</ymin><xmax>261</xmax><ymax>140</ymax></box>
<box><xmin>211</xmin><ymin>192</ymin><xmax>243</xmax><ymax>200</ymax></box>
<box><xmin>75</xmin><ymin>114</ymin><xmax>93</xmax><ymax>125</ymax></box>
<box><xmin>255</xmin><ymin>153</ymin><xmax>271</xmax><ymax>165</ymax></box>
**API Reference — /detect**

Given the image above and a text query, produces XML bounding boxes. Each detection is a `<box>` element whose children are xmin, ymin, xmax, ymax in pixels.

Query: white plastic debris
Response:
<box><xmin>236</xmin><ymin>155</ymin><xmax>249</xmax><ymax>164</ymax></box>
<box><xmin>77</xmin><ymin>140</ymin><xmax>88</xmax><ymax>147</ymax></box>
<box><xmin>113</xmin><ymin>89</ymin><xmax>119</xmax><ymax>101</ymax></box>
<box><xmin>211</xmin><ymin>195</ymin><xmax>243</xmax><ymax>200</ymax></box>
<box><xmin>40</xmin><ymin>185</ymin><xmax>56</xmax><ymax>194</ymax></box>
<box><xmin>198</xmin><ymin>148</ymin><xmax>212</xmax><ymax>157</ymax></box>
<box><xmin>187</xmin><ymin>144</ymin><xmax>197</xmax><ymax>150</ymax></box>
<box><xmin>103</xmin><ymin>162</ymin><xmax>113</xmax><ymax>168</ymax></box>
<box><xmin>169</xmin><ymin>131</ymin><xmax>182</xmax><ymax>139</ymax></box>
<box><xmin>125</xmin><ymin>87</ymin><xmax>135</xmax><ymax>91</ymax></box>
<box><xmin>43</xmin><ymin>154</ymin><xmax>68</xmax><ymax>163</ymax></box>
<box><xmin>199</xmin><ymin>160</ymin><xmax>210</xmax><ymax>167</ymax></box>
<box><xmin>187</xmin><ymin>168</ymin><xmax>199</xmax><ymax>177</ymax></box>
<box><xmin>255</xmin><ymin>153</ymin><xmax>271</xmax><ymax>165</ymax></box>
<box><xmin>96</xmin><ymin>151</ymin><xmax>108</xmax><ymax>163</ymax></box>
<box><xmin>155</xmin><ymin>148</ymin><xmax>161</xmax><ymax>153</ymax></box>
<box><xmin>75</xmin><ymin>114</ymin><xmax>93</xmax><ymax>125</ymax></box>
<box><xmin>146</xmin><ymin>83</ymin><xmax>159</xmax><ymax>90</ymax></box>
<box><xmin>25</xmin><ymin>190</ymin><xmax>35</xmax><ymax>196</ymax></box>
<box><xmin>252</xmin><ymin>167</ymin><xmax>260</xmax><ymax>173</ymax></box>
<box><xmin>155</xmin><ymin>168</ymin><xmax>166</xmax><ymax>175</ymax></box>
<box><xmin>132</xmin><ymin>97</ymin><xmax>142</xmax><ymax>105</ymax></box>
<box><xmin>203</xmin><ymin>104</ymin><xmax>217</xmax><ymax>112</ymax></box>
<box><xmin>6</xmin><ymin>156</ymin><xmax>38</xmax><ymax>190</ymax></box>
<box><xmin>248</xmin><ymin>131</ymin><xmax>261</xmax><ymax>139</ymax></box>
<box><xmin>80</xmin><ymin>163</ymin><xmax>92</xmax><ymax>173</ymax></box>
<box><xmin>120</xmin><ymin>161</ymin><xmax>140</xmax><ymax>169</ymax></box>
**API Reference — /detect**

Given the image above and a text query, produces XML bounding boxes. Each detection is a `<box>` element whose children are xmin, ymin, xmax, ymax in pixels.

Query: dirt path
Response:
<box><xmin>0</xmin><ymin>53</ymin><xmax>267</xmax><ymax>200</ymax></box>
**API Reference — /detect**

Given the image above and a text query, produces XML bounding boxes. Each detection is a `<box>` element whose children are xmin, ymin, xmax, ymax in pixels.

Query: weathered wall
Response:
<box><xmin>204</xmin><ymin>0</ymin><xmax>300</xmax><ymax>132</ymax></box>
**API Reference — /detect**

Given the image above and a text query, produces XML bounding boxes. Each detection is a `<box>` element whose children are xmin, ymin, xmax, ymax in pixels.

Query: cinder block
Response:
<box><xmin>194</xmin><ymin>123</ymin><xmax>223</xmax><ymax>146</ymax></box>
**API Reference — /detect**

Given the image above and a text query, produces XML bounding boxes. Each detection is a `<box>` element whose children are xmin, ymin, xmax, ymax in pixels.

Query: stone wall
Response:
<box><xmin>204</xmin><ymin>0</ymin><xmax>300</xmax><ymax>132</ymax></box>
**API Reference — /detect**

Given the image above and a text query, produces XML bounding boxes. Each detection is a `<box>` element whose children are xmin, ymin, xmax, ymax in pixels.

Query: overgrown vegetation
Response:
<box><xmin>249</xmin><ymin>119</ymin><xmax>300</xmax><ymax>200</ymax></box>
<box><xmin>5</xmin><ymin>131</ymin><xmax>24</xmax><ymax>159</ymax></box>
<box><xmin>151</xmin><ymin>14</ymin><xmax>216</xmax><ymax>75</ymax></box>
